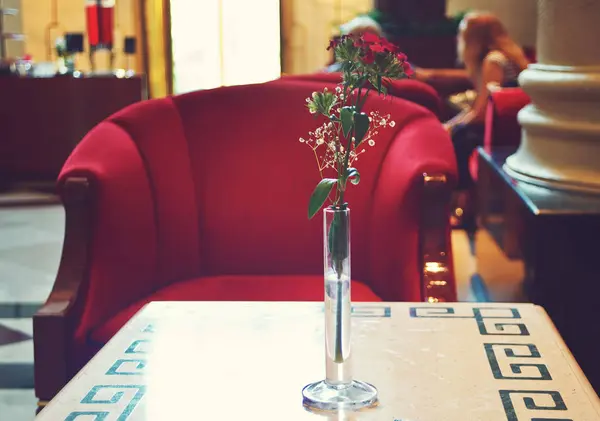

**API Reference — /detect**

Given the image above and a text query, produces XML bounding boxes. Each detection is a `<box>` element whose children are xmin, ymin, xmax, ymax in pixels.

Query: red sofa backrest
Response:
<box><xmin>278</xmin><ymin>72</ymin><xmax>442</xmax><ymax>117</ymax></box>
<box><xmin>59</xmin><ymin>80</ymin><xmax>455</xmax><ymax>332</ymax></box>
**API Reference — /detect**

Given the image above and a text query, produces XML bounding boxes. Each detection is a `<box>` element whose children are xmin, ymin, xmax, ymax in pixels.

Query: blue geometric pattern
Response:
<box><xmin>485</xmin><ymin>343</ymin><xmax>552</xmax><ymax>381</ymax></box>
<box><xmin>409</xmin><ymin>306</ymin><xmax>529</xmax><ymax>335</ymax></box>
<box><xmin>410</xmin><ymin>306</ymin><xmax>575</xmax><ymax>420</ymax></box>
<box><xmin>106</xmin><ymin>359</ymin><xmax>146</xmax><ymax>376</ymax></box>
<box><xmin>65</xmin><ymin>385</ymin><xmax>146</xmax><ymax>420</ymax></box>
<box><xmin>125</xmin><ymin>340</ymin><xmax>149</xmax><ymax>355</ymax></box>
<box><xmin>499</xmin><ymin>390</ymin><xmax>572</xmax><ymax>421</ymax></box>
<box><xmin>58</xmin><ymin>305</ymin><xmax>581</xmax><ymax>420</ymax></box>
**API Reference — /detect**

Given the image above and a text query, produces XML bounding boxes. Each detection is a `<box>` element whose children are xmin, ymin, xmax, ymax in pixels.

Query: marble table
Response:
<box><xmin>36</xmin><ymin>302</ymin><xmax>600</xmax><ymax>420</ymax></box>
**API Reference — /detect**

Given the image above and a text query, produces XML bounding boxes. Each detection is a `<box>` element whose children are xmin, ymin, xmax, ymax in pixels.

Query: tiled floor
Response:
<box><xmin>0</xmin><ymin>198</ymin><xmax>63</xmax><ymax>421</ymax></box>
<box><xmin>0</xmin><ymin>194</ymin><xmax>525</xmax><ymax>420</ymax></box>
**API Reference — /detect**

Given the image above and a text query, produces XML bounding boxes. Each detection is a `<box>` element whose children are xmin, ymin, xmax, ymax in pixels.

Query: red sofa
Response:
<box><xmin>33</xmin><ymin>79</ymin><xmax>457</xmax><ymax>402</ymax></box>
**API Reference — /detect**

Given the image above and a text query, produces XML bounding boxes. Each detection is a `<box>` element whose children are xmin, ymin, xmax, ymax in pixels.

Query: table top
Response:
<box><xmin>478</xmin><ymin>147</ymin><xmax>600</xmax><ymax>216</ymax></box>
<box><xmin>36</xmin><ymin>302</ymin><xmax>600</xmax><ymax>420</ymax></box>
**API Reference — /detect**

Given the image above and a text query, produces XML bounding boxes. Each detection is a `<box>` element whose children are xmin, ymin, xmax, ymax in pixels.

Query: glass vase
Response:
<box><xmin>302</xmin><ymin>206</ymin><xmax>378</xmax><ymax>411</ymax></box>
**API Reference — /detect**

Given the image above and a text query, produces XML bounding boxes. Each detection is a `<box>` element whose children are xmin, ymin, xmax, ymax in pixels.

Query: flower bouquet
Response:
<box><xmin>300</xmin><ymin>33</ymin><xmax>412</xmax><ymax>410</ymax></box>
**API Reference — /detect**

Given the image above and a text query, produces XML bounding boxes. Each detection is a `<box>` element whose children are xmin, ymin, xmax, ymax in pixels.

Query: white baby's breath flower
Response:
<box><xmin>299</xmin><ymin>65</ymin><xmax>399</xmax><ymax>176</ymax></box>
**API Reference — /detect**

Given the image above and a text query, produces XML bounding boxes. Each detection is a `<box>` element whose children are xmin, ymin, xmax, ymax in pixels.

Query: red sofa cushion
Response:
<box><xmin>90</xmin><ymin>275</ymin><xmax>381</xmax><ymax>343</ymax></box>
<box><xmin>485</xmin><ymin>88</ymin><xmax>531</xmax><ymax>150</ymax></box>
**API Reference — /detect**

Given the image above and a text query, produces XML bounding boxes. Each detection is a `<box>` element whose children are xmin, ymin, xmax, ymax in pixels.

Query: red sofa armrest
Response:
<box><xmin>472</xmin><ymin>87</ymin><xmax>531</xmax><ymax>181</ymax></box>
<box><xmin>33</xmin><ymin>120</ymin><xmax>159</xmax><ymax>401</ymax></box>
<box><xmin>484</xmin><ymin>87</ymin><xmax>531</xmax><ymax>150</ymax></box>
<box><xmin>471</xmin><ymin>87</ymin><xmax>531</xmax><ymax>181</ymax></box>
<box><xmin>366</xmin><ymin>109</ymin><xmax>458</xmax><ymax>302</ymax></box>
<box><xmin>33</xmin><ymin>178</ymin><xmax>95</xmax><ymax>402</ymax></box>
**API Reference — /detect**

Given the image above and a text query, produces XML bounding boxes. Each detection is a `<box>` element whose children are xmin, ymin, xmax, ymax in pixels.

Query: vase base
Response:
<box><xmin>302</xmin><ymin>379</ymin><xmax>378</xmax><ymax>411</ymax></box>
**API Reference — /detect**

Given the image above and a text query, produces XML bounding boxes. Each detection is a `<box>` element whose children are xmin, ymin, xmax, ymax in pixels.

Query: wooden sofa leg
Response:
<box><xmin>37</xmin><ymin>400</ymin><xmax>49</xmax><ymax>414</ymax></box>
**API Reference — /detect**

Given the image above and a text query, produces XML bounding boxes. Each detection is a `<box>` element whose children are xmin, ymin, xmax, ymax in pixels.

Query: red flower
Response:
<box><xmin>361</xmin><ymin>32</ymin><xmax>381</xmax><ymax>45</ymax></box>
<box><xmin>368</xmin><ymin>43</ymin><xmax>387</xmax><ymax>53</ymax></box>
<box><xmin>396</xmin><ymin>52</ymin><xmax>408</xmax><ymax>62</ymax></box>
<box><xmin>362</xmin><ymin>50</ymin><xmax>376</xmax><ymax>64</ymax></box>
<box><xmin>327</xmin><ymin>38</ymin><xmax>339</xmax><ymax>51</ymax></box>
<box><xmin>381</xmin><ymin>39</ymin><xmax>398</xmax><ymax>53</ymax></box>
<box><xmin>402</xmin><ymin>60</ymin><xmax>414</xmax><ymax>77</ymax></box>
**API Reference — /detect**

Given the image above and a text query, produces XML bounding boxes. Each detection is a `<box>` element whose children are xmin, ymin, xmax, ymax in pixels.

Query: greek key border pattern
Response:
<box><xmin>410</xmin><ymin>306</ymin><xmax>573</xmax><ymax>420</ymax></box>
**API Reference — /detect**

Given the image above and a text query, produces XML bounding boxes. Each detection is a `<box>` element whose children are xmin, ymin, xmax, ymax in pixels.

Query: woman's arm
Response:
<box><xmin>444</xmin><ymin>58</ymin><xmax>504</xmax><ymax>131</ymax></box>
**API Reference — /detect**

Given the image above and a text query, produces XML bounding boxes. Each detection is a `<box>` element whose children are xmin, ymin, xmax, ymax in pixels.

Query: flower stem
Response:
<box><xmin>334</xmin><ymin>279</ymin><xmax>344</xmax><ymax>363</ymax></box>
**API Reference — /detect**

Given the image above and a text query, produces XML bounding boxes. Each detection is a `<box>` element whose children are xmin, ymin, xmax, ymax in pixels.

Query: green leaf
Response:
<box><xmin>310</xmin><ymin>91</ymin><xmax>338</xmax><ymax>117</ymax></box>
<box><xmin>353</xmin><ymin>112</ymin><xmax>370</xmax><ymax>147</ymax></box>
<box><xmin>340</xmin><ymin>106</ymin><xmax>354</xmax><ymax>138</ymax></box>
<box><xmin>308</xmin><ymin>178</ymin><xmax>337</xmax><ymax>219</ymax></box>
<box><xmin>380</xmin><ymin>83</ymin><xmax>388</xmax><ymax>97</ymax></box>
<box><xmin>381</xmin><ymin>79</ymin><xmax>389</xmax><ymax>97</ymax></box>
<box><xmin>347</xmin><ymin>167</ymin><xmax>360</xmax><ymax>185</ymax></box>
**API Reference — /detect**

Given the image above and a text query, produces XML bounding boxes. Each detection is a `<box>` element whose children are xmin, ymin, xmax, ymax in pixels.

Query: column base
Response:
<box><xmin>505</xmin><ymin>63</ymin><xmax>600</xmax><ymax>196</ymax></box>
<box><xmin>503</xmin><ymin>157</ymin><xmax>600</xmax><ymax>196</ymax></box>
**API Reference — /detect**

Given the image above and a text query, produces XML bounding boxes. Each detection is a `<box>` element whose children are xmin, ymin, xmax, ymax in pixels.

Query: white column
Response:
<box><xmin>504</xmin><ymin>0</ymin><xmax>600</xmax><ymax>194</ymax></box>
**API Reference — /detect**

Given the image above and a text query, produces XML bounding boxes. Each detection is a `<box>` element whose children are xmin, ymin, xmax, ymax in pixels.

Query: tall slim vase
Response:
<box><xmin>302</xmin><ymin>206</ymin><xmax>378</xmax><ymax>411</ymax></box>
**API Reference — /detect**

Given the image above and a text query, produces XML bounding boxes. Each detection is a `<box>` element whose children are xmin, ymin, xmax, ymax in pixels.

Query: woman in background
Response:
<box><xmin>445</xmin><ymin>12</ymin><xmax>529</xmax><ymax>131</ymax></box>
<box><xmin>418</xmin><ymin>12</ymin><xmax>530</xmax><ymax>228</ymax></box>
